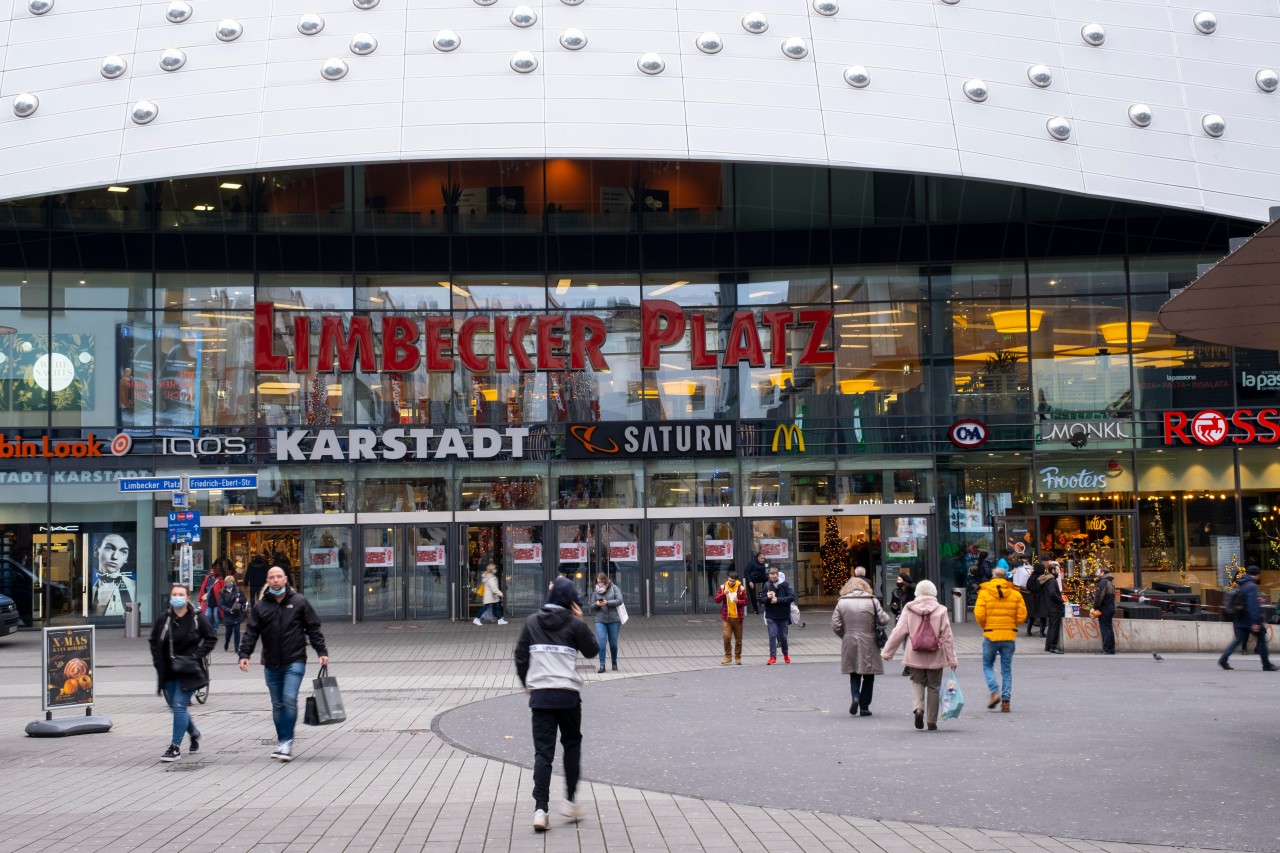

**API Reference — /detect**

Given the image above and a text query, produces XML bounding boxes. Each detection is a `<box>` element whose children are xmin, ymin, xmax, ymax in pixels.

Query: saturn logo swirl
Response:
<box><xmin>569</xmin><ymin>425</ymin><xmax>619</xmax><ymax>454</ymax></box>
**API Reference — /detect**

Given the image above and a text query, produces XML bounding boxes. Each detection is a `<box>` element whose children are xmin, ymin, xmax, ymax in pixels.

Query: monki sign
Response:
<box><xmin>253</xmin><ymin>301</ymin><xmax>835</xmax><ymax>373</ymax></box>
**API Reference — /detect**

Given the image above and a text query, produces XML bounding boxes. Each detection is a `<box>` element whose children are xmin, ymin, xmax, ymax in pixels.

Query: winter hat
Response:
<box><xmin>915</xmin><ymin>580</ymin><xmax>937</xmax><ymax>598</ymax></box>
<box><xmin>545</xmin><ymin>576</ymin><xmax>579</xmax><ymax>609</ymax></box>
<box><xmin>1246</xmin><ymin>564</ymin><xmax>1262</xmax><ymax>576</ymax></box>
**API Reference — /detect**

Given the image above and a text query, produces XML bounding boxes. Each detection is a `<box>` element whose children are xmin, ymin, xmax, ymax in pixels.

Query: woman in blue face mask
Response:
<box><xmin>237</xmin><ymin>566</ymin><xmax>329</xmax><ymax>762</ymax></box>
<box><xmin>148</xmin><ymin>583</ymin><xmax>217</xmax><ymax>762</ymax></box>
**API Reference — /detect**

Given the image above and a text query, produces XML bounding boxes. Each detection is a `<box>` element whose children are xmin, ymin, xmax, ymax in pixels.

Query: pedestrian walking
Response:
<box><xmin>759</xmin><ymin>566</ymin><xmax>795</xmax><ymax>664</ymax></box>
<box><xmin>1090</xmin><ymin>565</ymin><xmax>1116</xmax><ymax>655</ymax></box>
<box><xmin>198</xmin><ymin>567</ymin><xmax>223</xmax><ymax>632</ymax></box>
<box><xmin>218</xmin><ymin>571</ymin><xmax>248</xmax><ymax>652</ymax></box>
<box><xmin>745</xmin><ymin>551</ymin><xmax>768</xmax><ymax>615</ymax></box>
<box><xmin>1041</xmin><ymin>562</ymin><xmax>1065</xmax><ymax>653</ymax></box>
<box><xmin>474</xmin><ymin>562</ymin><xmax>508</xmax><ymax>625</ymax></box>
<box><xmin>975</xmin><ymin>567</ymin><xmax>1026</xmax><ymax>712</ymax></box>
<box><xmin>714</xmin><ymin>568</ymin><xmax>748</xmax><ymax>665</ymax></box>
<box><xmin>591</xmin><ymin>572</ymin><xmax>624</xmax><ymax>673</ymax></box>
<box><xmin>881</xmin><ymin>580</ymin><xmax>957</xmax><ymax>731</ymax></box>
<box><xmin>237</xmin><ymin>566</ymin><xmax>329</xmax><ymax>762</ymax></box>
<box><xmin>1217</xmin><ymin>564</ymin><xmax>1277</xmax><ymax>671</ymax></box>
<box><xmin>831</xmin><ymin>576</ymin><xmax>889</xmax><ymax>716</ymax></box>
<box><xmin>149</xmin><ymin>583</ymin><xmax>217</xmax><ymax>762</ymax></box>
<box><xmin>513</xmin><ymin>577</ymin><xmax>600</xmax><ymax>833</ymax></box>
<box><xmin>1022</xmin><ymin>559</ymin><xmax>1047</xmax><ymax>637</ymax></box>
<box><xmin>889</xmin><ymin>572</ymin><xmax>916</xmax><ymax>617</ymax></box>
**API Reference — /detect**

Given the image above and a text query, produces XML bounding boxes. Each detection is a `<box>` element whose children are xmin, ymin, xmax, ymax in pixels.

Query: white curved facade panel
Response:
<box><xmin>0</xmin><ymin>0</ymin><xmax>1278</xmax><ymax>220</ymax></box>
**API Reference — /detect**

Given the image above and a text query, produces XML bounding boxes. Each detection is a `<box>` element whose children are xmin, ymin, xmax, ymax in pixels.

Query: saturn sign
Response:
<box><xmin>948</xmin><ymin>419</ymin><xmax>989</xmax><ymax>449</ymax></box>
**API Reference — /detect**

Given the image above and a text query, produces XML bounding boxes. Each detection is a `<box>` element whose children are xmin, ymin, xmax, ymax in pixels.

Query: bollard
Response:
<box><xmin>951</xmin><ymin>588</ymin><xmax>966</xmax><ymax>623</ymax></box>
<box><xmin>123</xmin><ymin>601</ymin><xmax>141</xmax><ymax>638</ymax></box>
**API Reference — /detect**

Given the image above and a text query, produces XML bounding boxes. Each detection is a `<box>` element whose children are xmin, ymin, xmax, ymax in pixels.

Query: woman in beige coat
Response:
<box><xmin>831</xmin><ymin>577</ymin><xmax>890</xmax><ymax>717</ymax></box>
<box><xmin>881</xmin><ymin>580</ymin><xmax>958</xmax><ymax>731</ymax></box>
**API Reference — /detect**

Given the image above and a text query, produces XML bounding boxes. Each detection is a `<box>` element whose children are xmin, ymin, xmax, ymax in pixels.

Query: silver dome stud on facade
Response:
<box><xmin>1128</xmin><ymin>104</ymin><xmax>1153</xmax><ymax>127</ymax></box>
<box><xmin>560</xmin><ymin>29</ymin><xmax>587</xmax><ymax>50</ymax></box>
<box><xmin>473</xmin><ymin>0</ymin><xmax>497</xmax><ymax>4</ymax></box>
<box><xmin>130</xmin><ymin>100</ymin><xmax>159</xmax><ymax>125</ymax></box>
<box><xmin>434</xmin><ymin>30</ymin><xmax>461</xmax><ymax>52</ymax></box>
<box><xmin>696</xmin><ymin>32</ymin><xmax>723</xmax><ymax>54</ymax></box>
<box><xmin>510</xmin><ymin>6</ymin><xmax>537</xmax><ymax>27</ymax></box>
<box><xmin>1255</xmin><ymin>69</ymin><xmax>1278</xmax><ymax>93</ymax></box>
<box><xmin>1081</xmin><ymin>23</ymin><xmax>1105</xmax><ymax>46</ymax></box>
<box><xmin>159</xmin><ymin>48</ymin><xmax>187</xmax><ymax>72</ymax></box>
<box><xmin>1193</xmin><ymin>12</ymin><xmax>1217</xmax><ymax>34</ymax></box>
<box><xmin>100</xmin><ymin>56</ymin><xmax>128</xmax><ymax>79</ymax></box>
<box><xmin>1202</xmin><ymin>114</ymin><xmax>1225</xmax><ymax>137</ymax></box>
<box><xmin>1046</xmin><ymin>116</ymin><xmax>1072</xmax><ymax>140</ymax></box>
<box><xmin>813</xmin><ymin>1</ymin><xmax>839</xmax><ymax>15</ymax></box>
<box><xmin>638</xmin><ymin>53</ymin><xmax>665</xmax><ymax>75</ymax></box>
<box><xmin>321</xmin><ymin>58</ymin><xmax>349</xmax><ymax>80</ymax></box>
<box><xmin>350</xmin><ymin>33</ymin><xmax>377</xmax><ymax>55</ymax></box>
<box><xmin>165</xmin><ymin>2</ymin><xmax>191</xmax><ymax>23</ymax></box>
<box><xmin>216</xmin><ymin>20</ymin><xmax>243</xmax><ymax>42</ymax></box>
<box><xmin>1027</xmin><ymin>65</ymin><xmax>1052</xmax><ymax>88</ymax></box>
<box><xmin>962</xmin><ymin>79</ymin><xmax>988</xmax><ymax>102</ymax></box>
<box><xmin>353</xmin><ymin>0</ymin><xmax>380</xmax><ymax>8</ymax></box>
<box><xmin>561</xmin><ymin>0</ymin><xmax>584</xmax><ymax>5</ymax></box>
<box><xmin>940</xmin><ymin>0</ymin><xmax>960</xmax><ymax>4</ymax></box>
<box><xmin>13</xmin><ymin>94</ymin><xmax>39</xmax><ymax>118</ymax></box>
<box><xmin>781</xmin><ymin>38</ymin><xmax>809</xmax><ymax>59</ymax></box>
<box><xmin>843</xmin><ymin>65</ymin><xmax>870</xmax><ymax>88</ymax></box>
<box><xmin>511</xmin><ymin>51</ymin><xmax>538</xmax><ymax>73</ymax></box>
<box><xmin>298</xmin><ymin>14</ymin><xmax>325</xmax><ymax>36</ymax></box>
<box><xmin>742</xmin><ymin>12</ymin><xmax>769</xmax><ymax>34</ymax></box>
<box><xmin>28</xmin><ymin>0</ymin><xmax>53</xmax><ymax>15</ymax></box>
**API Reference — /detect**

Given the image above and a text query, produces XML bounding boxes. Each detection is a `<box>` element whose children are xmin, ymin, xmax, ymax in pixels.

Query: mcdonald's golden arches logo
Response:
<box><xmin>771</xmin><ymin>424</ymin><xmax>805</xmax><ymax>453</ymax></box>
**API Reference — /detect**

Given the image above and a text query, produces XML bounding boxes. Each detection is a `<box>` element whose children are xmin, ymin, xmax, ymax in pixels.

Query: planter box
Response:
<box><xmin>1062</xmin><ymin>617</ymin><xmax>1277</xmax><ymax>653</ymax></box>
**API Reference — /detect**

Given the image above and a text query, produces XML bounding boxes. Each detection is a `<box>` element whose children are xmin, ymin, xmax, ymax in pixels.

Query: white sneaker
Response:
<box><xmin>472</xmin><ymin>618</ymin><xmax>483</xmax><ymax>626</ymax></box>
<box><xmin>533</xmin><ymin>809</ymin><xmax>549</xmax><ymax>832</ymax></box>
<box><xmin>497</xmin><ymin>619</ymin><xmax>509</xmax><ymax>625</ymax></box>
<box><xmin>276</xmin><ymin>740</ymin><xmax>294</xmax><ymax>762</ymax></box>
<box><xmin>560</xmin><ymin>799</ymin><xmax>587</xmax><ymax>822</ymax></box>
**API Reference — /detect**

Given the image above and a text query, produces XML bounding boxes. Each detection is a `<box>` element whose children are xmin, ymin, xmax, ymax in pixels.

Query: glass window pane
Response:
<box><xmin>451</xmin><ymin>275</ymin><xmax>544</xmax><ymax>311</ymax></box>
<box><xmin>929</xmin><ymin>177</ymin><xmax>1023</xmax><ymax>224</ymax></box>
<box><xmin>735</xmin><ymin>163</ymin><xmax>829</xmax><ymax>230</ymax></box>
<box><xmin>359</xmin><ymin>162</ymin><xmax>450</xmax><ymax>233</ymax></box>
<box><xmin>832</xmin><ymin>170</ymin><xmax>924</xmax><ymax>228</ymax></box>
<box><xmin>550</xmin><ymin>310</ymin><xmax>639</xmax><ymax>423</ymax></box>
<box><xmin>548</xmin><ymin>274</ymin><xmax>639</xmax><ymax>310</ymax></box>
<box><xmin>637</xmin><ymin>161</ymin><xmax>732</xmax><ymax>232</ymax></box>
<box><xmin>1029</xmin><ymin>258</ymin><xmax>1126</xmax><ymax>296</ymax></box>
<box><xmin>258</xmin><ymin>274</ymin><xmax>353</xmax><ymax>310</ymax></box>
<box><xmin>259</xmin><ymin>168</ymin><xmax>350</xmax><ymax>232</ymax></box>
<box><xmin>946</xmin><ymin>299</ymin><xmax>1031</xmax><ymax>418</ymax></box>
<box><xmin>642</xmin><ymin>271</ymin><xmax>735</xmax><ymax>307</ymax></box>
<box><xmin>646</xmin><ymin>460</ymin><xmax>735</xmax><ymax>507</ymax></box>
<box><xmin>0</xmin><ymin>309</ymin><xmax>51</xmax><ymax>427</ymax></box>
<box><xmin>47</xmin><ymin>309</ymin><xmax>145</xmax><ymax>430</ymax></box>
<box><xmin>0</xmin><ymin>195</ymin><xmax>46</xmax><ymax>229</ymax></box>
<box><xmin>546</xmin><ymin>159</ymin><xmax>636</xmax><ymax>233</ymax></box>
<box><xmin>52</xmin><ymin>271</ymin><xmax>152</xmax><ymax>311</ymax></box>
<box><xmin>738</xmin><ymin>268</ymin><xmax>831</xmax><ymax>306</ymax></box>
<box><xmin>1030</xmin><ymin>296</ymin><xmax>1133</xmax><ymax>417</ymax></box>
<box><xmin>834</xmin><ymin>265</ymin><xmax>928</xmax><ymax>302</ymax></box>
<box><xmin>553</xmin><ymin>460</ymin><xmax>642</xmax><ymax>509</ymax></box>
<box><xmin>452</xmin><ymin>160</ymin><xmax>543</xmax><ymax>233</ymax></box>
<box><xmin>1130</xmin><ymin>293</ymin><xmax>1232</xmax><ymax>413</ymax></box>
<box><xmin>156</xmin><ymin>272</ymin><xmax>255</xmax><ymax>311</ymax></box>
<box><xmin>929</xmin><ymin>260</ymin><xmax>1025</xmax><ymax>300</ymax></box>
<box><xmin>50</xmin><ymin>184</ymin><xmax>150</xmax><ymax>230</ymax></box>
<box><xmin>459</xmin><ymin>465</ymin><xmax>547</xmax><ymax>510</ymax></box>
<box><xmin>149</xmin><ymin>310</ymin><xmax>255</xmax><ymax>428</ymax></box>
<box><xmin>356</xmin><ymin>275</ymin><xmax>453</xmax><ymax>311</ymax></box>
<box><xmin>157</xmin><ymin>174</ymin><xmax>253</xmax><ymax>231</ymax></box>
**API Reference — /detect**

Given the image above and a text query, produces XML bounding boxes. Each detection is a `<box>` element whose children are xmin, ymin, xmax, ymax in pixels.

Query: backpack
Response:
<box><xmin>910</xmin><ymin>608</ymin><xmax>940</xmax><ymax>652</ymax></box>
<box><xmin>1222</xmin><ymin>585</ymin><xmax>1245</xmax><ymax>617</ymax></box>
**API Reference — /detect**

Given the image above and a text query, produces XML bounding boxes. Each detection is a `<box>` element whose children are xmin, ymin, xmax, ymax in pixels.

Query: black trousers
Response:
<box><xmin>849</xmin><ymin>673</ymin><xmax>875</xmax><ymax>709</ymax></box>
<box><xmin>531</xmin><ymin>703</ymin><xmax>582</xmax><ymax>812</ymax></box>
<box><xmin>1044</xmin><ymin>613</ymin><xmax>1063</xmax><ymax>651</ymax></box>
<box><xmin>1098</xmin><ymin>610</ymin><xmax>1115</xmax><ymax>654</ymax></box>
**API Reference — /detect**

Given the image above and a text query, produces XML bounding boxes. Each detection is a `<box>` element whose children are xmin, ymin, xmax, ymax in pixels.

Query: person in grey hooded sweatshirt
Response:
<box><xmin>514</xmin><ymin>577</ymin><xmax>600</xmax><ymax>833</ymax></box>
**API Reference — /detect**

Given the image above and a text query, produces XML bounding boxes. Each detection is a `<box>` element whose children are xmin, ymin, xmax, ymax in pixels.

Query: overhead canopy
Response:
<box><xmin>1158</xmin><ymin>212</ymin><xmax>1280</xmax><ymax>350</ymax></box>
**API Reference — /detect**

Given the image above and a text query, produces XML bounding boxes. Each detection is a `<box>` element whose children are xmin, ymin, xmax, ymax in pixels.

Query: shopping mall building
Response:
<box><xmin>1</xmin><ymin>0</ymin><xmax>1278</xmax><ymax>628</ymax></box>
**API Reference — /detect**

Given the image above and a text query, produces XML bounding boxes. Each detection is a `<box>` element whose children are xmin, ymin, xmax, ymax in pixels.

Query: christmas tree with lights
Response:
<box><xmin>819</xmin><ymin>516</ymin><xmax>849</xmax><ymax>594</ymax></box>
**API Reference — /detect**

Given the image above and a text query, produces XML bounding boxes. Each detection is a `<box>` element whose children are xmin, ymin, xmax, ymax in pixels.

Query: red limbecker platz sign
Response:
<box><xmin>253</xmin><ymin>301</ymin><xmax>835</xmax><ymax>374</ymax></box>
<box><xmin>1163</xmin><ymin>409</ymin><xmax>1280</xmax><ymax>446</ymax></box>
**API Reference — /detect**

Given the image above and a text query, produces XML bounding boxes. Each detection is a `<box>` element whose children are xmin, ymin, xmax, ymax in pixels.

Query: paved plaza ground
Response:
<box><xmin>0</xmin><ymin>613</ymin><xmax>1273</xmax><ymax>853</ymax></box>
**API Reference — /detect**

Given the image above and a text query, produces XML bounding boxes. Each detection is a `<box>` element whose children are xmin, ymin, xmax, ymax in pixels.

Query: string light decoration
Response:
<box><xmin>818</xmin><ymin>516</ymin><xmax>849</xmax><ymax>594</ymax></box>
<box><xmin>1148</xmin><ymin>501</ymin><xmax>1173</xmax><ymax>571</ymax></box>
<box><xmin>1224</xmin><ymin>553</ymin><xmax>1245</xmax><ymax>590</ymax></box>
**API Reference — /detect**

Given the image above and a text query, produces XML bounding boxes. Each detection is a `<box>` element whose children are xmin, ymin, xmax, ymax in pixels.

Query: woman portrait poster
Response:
<box><xmin>90</xmin><ymin>532</ymin><xmax>136</xmax><ymax>616</ymax></box>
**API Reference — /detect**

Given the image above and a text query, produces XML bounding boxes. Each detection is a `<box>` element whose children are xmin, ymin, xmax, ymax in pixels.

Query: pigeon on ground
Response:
<box><xmin>1152</xmin><ymin>652</ymin><xmax>1164</xmax><ymax>662</ymax></box>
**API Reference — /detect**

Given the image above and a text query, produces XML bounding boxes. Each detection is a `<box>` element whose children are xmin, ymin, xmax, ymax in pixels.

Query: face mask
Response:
<box><xmin>267</xmin><ymin>586</ymin><xmax>286</xmax><ymax>596</ymax></box>
<box><xmin>170</xmin><ymin>597</ymin><xmax>187</xmax><ymax>609</ymax></box>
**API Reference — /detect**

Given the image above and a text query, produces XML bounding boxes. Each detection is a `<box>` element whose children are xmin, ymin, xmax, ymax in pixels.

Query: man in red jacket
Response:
<box><xmin>715</xmin><ymin>569</ymin><xmax>748</xmax><ymax>665</ymax></box>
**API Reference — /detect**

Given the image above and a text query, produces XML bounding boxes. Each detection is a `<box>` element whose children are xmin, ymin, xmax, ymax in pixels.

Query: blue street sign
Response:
<box><xmin>187</xmin><ymin>475</ymin><xmax>258</xmax><ymax>490</ymax></box>
<box><xmin>118</xmin><ymin>477</ymin><xmax>183</xmax><ymax>493</ymax></box>
<box><xmin>167</xmin><ymin>510</ymin><xmax>202</xmax><ymax>544</ymax></box>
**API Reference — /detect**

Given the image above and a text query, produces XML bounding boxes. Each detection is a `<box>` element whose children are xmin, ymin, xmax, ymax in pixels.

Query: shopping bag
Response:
<box><xmin>939</xmin><ymin>668</ymin><xmax>965</xmax><ymax>721</ymax></box>
<box><xmin>789</xmin><ymin>603</ymin><xmax>803</xmax><ymax>626</ymax></box>
<box><xmin>310</xmin><ymin>665</ymin><xmax>347</xmax><ymax>725</ymax></box>
<box><xmin>617</xmin><ymin>602</ymin><xmax>629</xmax><ymax>625</ymax></box>
<box><xmin>303</xmin><ymin>695</ymin><xmax>321</xmax><ymax>726</ymax></box>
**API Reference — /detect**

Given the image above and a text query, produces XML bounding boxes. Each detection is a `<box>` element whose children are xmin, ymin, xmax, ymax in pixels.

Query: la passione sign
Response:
<box><xmin>253</xmin><ymin>301</ymin><xmax>835</xmax><ymax>373</ymax></box>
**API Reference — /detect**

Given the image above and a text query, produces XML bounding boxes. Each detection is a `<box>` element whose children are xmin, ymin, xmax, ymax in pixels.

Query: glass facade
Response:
<box><xmin>1</xmin><ymin>160</ymin><xmax>1274</xmax><ymax>627</ymax></box>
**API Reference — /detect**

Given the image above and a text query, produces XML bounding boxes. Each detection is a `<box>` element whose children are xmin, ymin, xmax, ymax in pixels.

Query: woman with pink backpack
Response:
<box><xmin>880</xmin><ymin>580</ymin><xmax>958</xmax><ymax>731</ymax></box>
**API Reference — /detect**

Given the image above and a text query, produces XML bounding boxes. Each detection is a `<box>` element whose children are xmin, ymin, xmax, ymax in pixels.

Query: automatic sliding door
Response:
<box><xmin>697</xmin><ymin>520</ymin><xmax>736</xmax><ymax>614</ymax></box>
<box><xmin>360</xmin><ymin>525</ymin><xmax>402</xmax><ymax>620</ymax></box>
<box><xmin>602</xmin><ymin>521</ymin><xmax>641</xmax><ymax>614</ymax></box>
<box><xmin>302</xmin><ymin>525</ymin><xmax>353</xmax><ymax>620</ymax></box>
<box><xmin>504</xmin><ymin>523</ymin><xmax>546</xmax><ymax>619</ymax></box>
<box><xmin>650</xmin><ymin>521</ymin><xmax>691</xmax><ymax>614</ymax></box>
<box><xmin>409</xmin><ymin>525</ymin><xmax>449</xmax><ymax>619</ymax></box>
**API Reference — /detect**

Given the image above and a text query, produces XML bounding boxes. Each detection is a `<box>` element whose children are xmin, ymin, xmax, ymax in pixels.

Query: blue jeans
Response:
<box><xmin>982</xmin><ymin>639</ymin><xmax>1016</xmax><ymax>701</ymax></box>
<box><xmin>1220</xmin><ymin>624</ymin><xmax>1272</xmax><ymax>667</ymax></box>
<box><xmin>204</xmin><ymin>605</ymin><xmax>219</xmax><ymax>631</ymax></box>
<box><xmin>477</xmin><ymin>602</ymin><xmax>503</xmax><ymax>621</ymax></box>
<box><xmin>766</xmin><ymin>618</ymin><xmax>790</xmax><ymax>657</ymax></box>
<box><xmin>224</xmin><ymin>621</ymin><xmax>241</xmax><ymax>650</ymax></box>
<box><xmin>163</xmin><ymin>680</ymin><xmax>199</xmax><ymax>747</ymax></box>
<box><xmin>595</xmin><ymin>620</ymin><xmax>620</xmax><ymax>665</ymax></box>
<box><xmin>263</xmin><ymin>661</ymin><xmax>307</xmax><ymax>743</ymax></box>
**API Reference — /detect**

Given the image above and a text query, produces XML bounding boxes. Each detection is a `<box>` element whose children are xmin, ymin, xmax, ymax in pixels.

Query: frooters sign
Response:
<box><xmin>1038</xmin><ymin>463</ymin><xmax>1124</xmax><ymax>492</ymax></box>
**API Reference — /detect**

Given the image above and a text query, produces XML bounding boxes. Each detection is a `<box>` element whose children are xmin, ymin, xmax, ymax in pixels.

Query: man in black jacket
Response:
<box><xmin>745</xmin><ymin>552</ymin><xmax>768</xmax><ymax>615</ymax></box>
<box><xmin>514</xmin><ymin>577</ymin><xmax>599</xmax><ymax>833</ymax></box>
<box><xmin>238</xmin><ymin>566</ymin><xmax>329</xmax><ymax>762</ymax></box>
<box><xmin>1217</xmin><ymin>564</ymin><xmax>1277</xmax><ymax>672</ymax></box>
<box><xmin>1090</xmin><ymin>566</ymin><xmax>1116</xmax><ymax>655</ymax></box>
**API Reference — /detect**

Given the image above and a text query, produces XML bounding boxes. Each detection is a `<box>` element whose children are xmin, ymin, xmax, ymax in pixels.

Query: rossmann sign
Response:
<box><xmin>1163</xmin><ymin>409</ymin><xmax>1280</xmax><ymax>446</ymax></box>
<box><xmin>253</xmin><ymin>301</ymin><xmax>834</xmax><ymax>373</ymax></box>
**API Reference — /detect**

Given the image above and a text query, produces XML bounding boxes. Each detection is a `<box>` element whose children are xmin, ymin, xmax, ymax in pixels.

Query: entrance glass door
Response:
<box><xmin>466</xmin><ymin>522</ymin><xmax>547</xmax><ymax>621</ymax></box>
<box><xmin>697</xmin><ymin>520</ymin><xmax>736</xmax><ymax>613</ymax></box>
<box><xmin>301</xmin><ymin>524</ymin><xmax>353</xmax><ymax>619</ymax></box>
<box><xmin>409</xmin><ymin>525</ymin><xmax>449</xmax><ymax>619</ymax></box>
<box><xmin>602</xmin><ymin>521</ymin><xmax>641</xmax><ymax>614</ymax></box>
<box><xmin>650</xmin><ymin>520</ymin><xmax>691</xmax><ymax>613</ymax></box>
<box><xmin>361</xmin><ymin>525</ymin><xmax>402</xmax><ymax>620</ymax></box>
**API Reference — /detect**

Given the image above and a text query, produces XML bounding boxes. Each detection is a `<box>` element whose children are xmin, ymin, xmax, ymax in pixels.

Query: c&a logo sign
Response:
<box><xmin>771</xmin><ymin>424</ymin><xmax>805</xmax><ymax>453</ymax></box>
<box><xmin>1163</xmin><ymin>410</ymin><xmax>1280</xmax><ymax>446</ymax></box>
<box><xmin>948</xmin><ymin>419</ymin><xmax>988</xmax><ymax>449</ymax></box>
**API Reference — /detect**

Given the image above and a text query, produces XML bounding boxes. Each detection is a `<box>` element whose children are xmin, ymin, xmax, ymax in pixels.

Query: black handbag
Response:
<box><xmin>873</xmin><ymin>601</ymin><xmax>888</xmax><ymax>649</ymax></box>
<box><xmin>165</xmin><ymin>613</ymin><xmax>204</xmax><ymax>675</ymax></box>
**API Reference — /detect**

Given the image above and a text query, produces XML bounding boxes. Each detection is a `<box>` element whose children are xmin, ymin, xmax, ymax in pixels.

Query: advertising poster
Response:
<box><xmin>415</xmin><ymin>544</ymin><xmax>445</xmax><ymax>566</ymax></box>
<box><xmin>705</xmin><ymin>539</ymin><xmax>734</xmax><ymax>561</ymax></box>
<box><xmin>512</xmin><ymin>543</ymin><xmax>543</xmax><ymax>564</ymax></box>
<box><xmin>608</xmin><ymin>541</ymin><xmax>638</xmax><ymax>562</ymax></box>
<box><xmin>886</xmin><ymin>537</ymin><xmax>918</xmax><ymax>560</ymax></box>
<box><xmin>43</xmin><ymin>626</ymin><xmax>95</xmax><ymax>712</ymax></box>
<box><xmin>155</xmin><ymin>328</ymin><xmax>201</xmax><ymax>431</ymax></box>
<box><xmin>653</xmin><ymin>540</ymin><xmax>684</xmax><ymax>562</ymax></box>
<box><xmin>115</xmin><ymin>322</ymin><xmax>153</xmax><ymax>430</ymax></box>
<box><xmin>7</xmin><ymin>333</ymin><xmax>95</xmax><ymax>412</ymax></box>
<box><xmin>88</xmin><ymin>531</ymin><xmax>136</xmax><ymax>617</ymax></box>
<box><xmin>310</xmin><ymin>547</ymin><xmax>338</xmax><ymax>570</ymax></box>
<box><xmin>760</xmin><ymin>538</ymin><xmax>790</xmax><ymax>561</ymax></box>
<box><xmin>364</xmin><ymin>547</ymin><xmax>394</xmax><ymax>568</ymax></box>
<box><xmin>558</xmin><ymin>543</ymin><xmax>588</xmax><ymax>563</ymax></box>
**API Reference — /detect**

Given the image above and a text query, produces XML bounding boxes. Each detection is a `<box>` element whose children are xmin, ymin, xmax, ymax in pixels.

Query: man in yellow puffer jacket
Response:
<box><xmin>975</xmin><ymin>567</ymin><xmax>1027</xmax><ymax>714</ymax></box>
